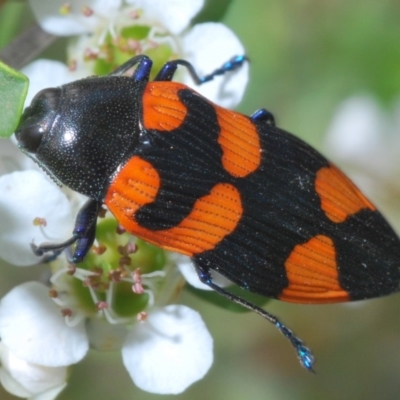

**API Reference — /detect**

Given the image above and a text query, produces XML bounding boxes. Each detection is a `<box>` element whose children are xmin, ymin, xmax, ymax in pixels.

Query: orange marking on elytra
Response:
<box><xmin>142</xmin><ymin>81</ymin><xmax>261</xmax><ymax>177</ymax></box>
<box><xmin>315</xmin><ymin>164</ymin><xmax>375</xmax><ymax>223</ymax></box>
<box><xmin>214</xmin><ymin>107</ymin><xmax>261</xmax><ymax>178</ymax></box>
<box><xmin>142</xmin><ymin>82</ymin><xmax>187</xmax><ymax>131</ymax></box>
<box><xmin>279</xmin><ymin>235</ymin><xmax>350</xmax><ymax>303</ymax></box>
<box><xmin>105</xmin><ymin>157</ymin><xmax>243</xmax><ymax>256</ymax></box>
<box><xmin>105</xmin><ymin>156</ymin><xmax>160</xmax><ymax>219</ymax></box>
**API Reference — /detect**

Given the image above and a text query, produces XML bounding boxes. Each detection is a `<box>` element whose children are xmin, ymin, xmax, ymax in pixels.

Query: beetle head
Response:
<box><xmin>15</xmin><ymin>76</ymin><xmax>144</xmax><ymax>200</ymax></box>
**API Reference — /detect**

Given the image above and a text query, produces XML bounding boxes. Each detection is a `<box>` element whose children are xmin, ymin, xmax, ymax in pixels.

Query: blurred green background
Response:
<box><xmin>1</xmin><ymin>0</ymin><xmax>400</xmax><ymax>399</ymax></box>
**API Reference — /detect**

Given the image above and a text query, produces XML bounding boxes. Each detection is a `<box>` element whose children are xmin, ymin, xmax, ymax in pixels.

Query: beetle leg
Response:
<box><xmin>194</xmin><ymin>261</ymin><xmax>315</xmax><ymax>372</ymax></box>
<box><xmin>109</xmin><ymin>54</ymin><xmax>153</xmax><ymax>82</ymax></box>
<box><xmin>32</xmin><ymin>199</ymin><xmax>101</xmax><ymax>263</ymax></box>
<box><xmin>154</xmin><ymin>55</ymin><xmax>248</xmax><ymax>84</ymax></box>
<box><xmin>251</xmin><ymin>108</ymin><xmax>275</xmax><ymax>126</ymax></box>
<box><xmin>68</xmin><ymin>219</ymin><xmax>98</xmax><ymax>263</ymax></box>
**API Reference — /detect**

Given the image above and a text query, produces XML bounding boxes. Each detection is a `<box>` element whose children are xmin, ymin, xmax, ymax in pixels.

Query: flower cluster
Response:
<box><xmin>0</xmin><ymin>0</ymin><xmax>248</xmax><ymax>398</ymax></box>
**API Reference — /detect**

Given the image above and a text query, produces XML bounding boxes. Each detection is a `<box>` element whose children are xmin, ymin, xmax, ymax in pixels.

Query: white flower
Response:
<box><xmin>0</xmin><ymin>343</ymin><xmax>67</xmax><ymax>400</ymax></box>
<box><xmin>0</xmin><ymin>1</ymin><xmax>249</xmax><ymax>396</ymax></box>
<box><xmin>325</xmin><ymin>95</ymin><xmax>400</xmax><ymax>206</ymax></box>
<box><xmin>27</xmin><ymin>0</ymin><xmax>248</xmax><ymax>108</ymax></box>
<box><xmin>0</xmin><ymin>151</ymin><xmax>214</xmax><ymax>396</ymax></box>
<box><xmin>176</xmin><ymin>254</ymin><xmax>232</xmax><ymax>290</ymax></box>
<box><xmin>0</xmin><ymin>142</ymin><xmax>77</xmax><ymax>266</ymax></box>
<box><xmin>0</xmin><ymin>279</ymin><xmax>213</xmax><ymax>395</ymax></box>
<box><xmin>122</xmin><ymin>304</ymin><xmax>212</xmax><ymax>394</ymax></box>
<box><xmin>0</xmin><ymin>282</ymin><xmax>88</xmax><ymax>366</ymax></box>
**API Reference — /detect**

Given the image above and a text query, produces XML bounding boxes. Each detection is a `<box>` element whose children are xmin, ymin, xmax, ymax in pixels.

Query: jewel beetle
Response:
<box><xmin>15</xmin><ymin>55</ymin><xmax>400</xmax><ymax>372</ymax></box>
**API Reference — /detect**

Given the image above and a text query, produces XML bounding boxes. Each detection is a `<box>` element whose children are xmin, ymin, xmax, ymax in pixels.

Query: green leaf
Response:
<box><xmin>0</xmin><ymin>61</ymin><xmax>29</xmax><ymax>138</ymax></box>
<box><xmin>186</xmin><ymin>284</ymin><xmax>271</xmax><ymax>313</ymax></box>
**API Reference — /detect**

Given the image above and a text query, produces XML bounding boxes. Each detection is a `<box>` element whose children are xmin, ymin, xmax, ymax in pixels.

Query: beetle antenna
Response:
<box><xmin>154</xmin><ymin>55</ymin><xmax>248</xmax><ymax>84</ymax></box>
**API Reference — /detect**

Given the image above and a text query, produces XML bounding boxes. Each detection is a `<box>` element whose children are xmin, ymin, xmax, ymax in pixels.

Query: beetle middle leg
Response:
<box><xmin>251</xmin><ymin>108</ymin><xmax>275</xmax><ymax>125</ymax></box>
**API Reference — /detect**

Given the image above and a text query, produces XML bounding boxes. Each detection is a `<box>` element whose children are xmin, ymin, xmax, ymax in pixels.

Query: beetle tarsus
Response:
<box><xmin>31</xmin><ymin>199</ymin><xmax>101</xmax><ymax>263</ymax></box>
<box><xmin>31</xmin><ymin>235</ymin><xmax>78</xmax><ymax>255</ymax></box>
<box><xmin>275</xmin><ymin>321</ymin><xmax>315</xmax><ymax>372</ymax></box>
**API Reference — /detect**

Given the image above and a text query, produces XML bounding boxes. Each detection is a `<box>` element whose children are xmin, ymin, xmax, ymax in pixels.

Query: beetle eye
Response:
<box><xmin>15</xmin><ymin>125</ymin><xmax>44</xmax><ymax>153</ymax></box>
<box><xmin>31</xmin><ymin>87</ymin><xmax>60</xmax><ymax>106</ymax></box>
<box><xmin>15</xmin><ymin>87</ymin><xmax>61</xmax><ymax>154</ymax></box>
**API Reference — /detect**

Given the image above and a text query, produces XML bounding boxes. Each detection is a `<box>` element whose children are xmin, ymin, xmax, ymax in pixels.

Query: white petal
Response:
<box><xmin>29</xmin><ymin>0</ymin><xmax>122</xmax><ymax>36</ymax></box>
<box><xmin>0</xmin><ymin>365</ymin><xmax>31</xmax><ymax>397</ymax></box>
<box><xmin>22</xmin><ymin>60</ymin><xmax>75</xmax><ymax>107</ymax></box>
<box><xmin>176</xmin><ymin>254</ymin><xmax>232</xmax><ymax>290</ymax></box>
<box><xmin>127</xmin><ymin>0</ymin><xmax>204</xmax><ymax>34</ymax></box>
<box><xmin>122</xmin><ymin>305</ymin><xmax>213</xmax><ymax>394</ymax></box>
<box><xmin>32</xmin><ymin>383</ymin><xmax>67</xmax><ymax>400</ymax></box>
<box><xmin>0</xmin><ymin>170</ymin><xmax>73</xmax><ymax>266</ymax></box>
<box><xmin>181</xmin><ymin>22</ymin><xmax>248</xmax><ymax>108</ymax></box>
<box><xmin>0</xmin><ymin>344</ymin><xmax>67</xmax><ymax>397</ymax></box>
<box><xmin>0</xmin><ymin>139</ymin><xmax>28</xmax><ymax>176</ymax></box>
<box><xmin>86</xmin><ymin>318</ymin><xmax>129</xmax><ymax>351</ymax></box>
<box><xmin>85</xmin><ymin>0</ymin><xmax>123</xmax><ymax>18</ymax></box>
<box><xmin>325</xmin><ymin>95</ymin><xmax>385</xmax><ymax>161</ymax></box>
<box><xmin>0</xmin><ymin>282</ymin><xmax>88</xmax><ymax>366</ymax></box>
<box><xmin>324</xmin><ymin>96</ymin><xmax>400</xmax><ymax>199</ymax></box>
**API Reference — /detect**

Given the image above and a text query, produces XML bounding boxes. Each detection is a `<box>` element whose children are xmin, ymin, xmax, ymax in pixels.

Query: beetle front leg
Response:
<box><xmin>32</xmin><ymin>199</ymin><xmax>102</xmax><ymax>263</ymax></box>
<box><xmin>109</xmin><ymin>54</ymin><xmax>153</xmax><ymax>83</ymax></box>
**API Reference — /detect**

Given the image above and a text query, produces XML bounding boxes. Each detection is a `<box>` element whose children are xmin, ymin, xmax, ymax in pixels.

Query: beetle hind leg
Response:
<box><xmin>194</xmin><ymin>262</ymin><xmax>315</xmax><ymax>372</ymax></box>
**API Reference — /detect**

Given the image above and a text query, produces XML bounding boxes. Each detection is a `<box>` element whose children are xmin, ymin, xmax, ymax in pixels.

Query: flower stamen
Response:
<box><xmin>116</xmin><ymin>224</ymin><xmax>126</xmax><ymax>234</ymax></box>
<box><xmin>137</xmin><ymin>311</ymin><xmax>147</xmax><ymax>322</ymax></box>
<box><xmin>68</xmin><ymin>59</ymin><xmax>77</xmax><ymax>71</ymax></box>
<box><xmin>81</xmin><ymin>6</ymin><xmax>94</xmax><ymax>17</ymax></box>
<box><xmin>118</xmin><ymin>242</ymin><xmax>137</xmax><ymax>256</ymax></box>
<box><xmin>119</xmin><ymin>255</ymin><xmax>131</xmax><ymax>267</ymax></box>
<box><xmin>132</xmin><ymin>268</ymin><xmax>144</xmax><ymax>294</ymax></box>
<box><xmin>50</xmin><ymin>266</ymin><xmax>72</xmax><ymax>284</ymax></box>
<box><xmin>96</xmin><ymin>301</ymin><xmax>108</xmax><ymax>311</ymax></box>
<box><xmin>59</xmin><ymin>2</ymin><xmax>71</xmax><ymax>15</ymax></box>
<box><xmin>109</xmin><ymin>269</ymin><xmax>123</xmax><ymax>282</ymax></box>
<box><xmin>84</xmin><ymin>48</ymin><xmax>99</xmax><ymax>61</ymax></box>
<box><xmin>64</xmin><ymin>311</ymin><xmax>86</xmax><ymax>327</ymax></box>
<box><xmin>61</xmin><ymin>308</ymin><xmax>72</xmax><ymax>317</ymax></box>
<box><xmin>92</xmin><ymin>243</ymin><xmax>107</xmax><ymax>255</ymax></box>
<box><xmin>33</xmin><ymin>217</ymin><xmax>47</xmax><ymax>227</ymax></box>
